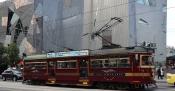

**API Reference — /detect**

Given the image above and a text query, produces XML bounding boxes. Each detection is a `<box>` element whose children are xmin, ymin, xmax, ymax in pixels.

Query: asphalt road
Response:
<box><xmin>0</xmin><ymin>80</ymin><xmax>174</xmax><ymax>91</ymax></box>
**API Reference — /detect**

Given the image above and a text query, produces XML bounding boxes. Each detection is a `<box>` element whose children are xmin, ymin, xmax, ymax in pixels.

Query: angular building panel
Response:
<box><xmin>0</xmin><ymin>0</ymin><xmax>167</xmax><ymax>62</ymax></box>
<box><xmin>34</xmin><ymin>0</ymin><xmax>84</xmax><ymax>52</ymax></box>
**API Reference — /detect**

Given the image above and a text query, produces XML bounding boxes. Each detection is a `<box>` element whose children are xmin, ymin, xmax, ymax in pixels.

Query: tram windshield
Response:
<box><xmin>141</xmin><ymin>55</ymin><xmax>154</xmax><ymax>66</ymax></box>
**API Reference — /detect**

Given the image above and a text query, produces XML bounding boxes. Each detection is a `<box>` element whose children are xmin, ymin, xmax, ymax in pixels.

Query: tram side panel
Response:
<box><xmin>88</xmin><ymin>56</ymin><xmax>133</xmax><ymax>85</ymax></box>
<box><xmin>23</xmin><ymin>60</ymin><xmax>48</xmax><ymax>83</ymax></box>
<box><xmin>55</xmin><ymin>65</ymin><xmax>79</xmax><ymax>85</ymax></box>
<box><xmin>88</xmin><ymin>54</ymin><xmax>155</xmax><ymax>86</ymax></box>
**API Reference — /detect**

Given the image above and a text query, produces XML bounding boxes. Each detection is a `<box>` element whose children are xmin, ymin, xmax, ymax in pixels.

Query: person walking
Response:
<box><xmin>157</xmin><ymin>68</ymin><xmax>161</xmax><ymax>79</ymax></box>
<box><xmin>160</xmin><ymin>67</ymin><xmax>164</xmax><ymax>79</ymax></box>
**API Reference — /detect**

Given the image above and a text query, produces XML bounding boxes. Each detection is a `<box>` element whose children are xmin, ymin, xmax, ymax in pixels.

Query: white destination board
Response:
<box><xmin>47</xmin><ymin>50</ymin><xmax>89</xmax><ymax>58</ymax></box>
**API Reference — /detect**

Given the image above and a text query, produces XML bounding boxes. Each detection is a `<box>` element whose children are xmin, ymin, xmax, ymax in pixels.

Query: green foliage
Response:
<box><xmin>0</xmin><ymin>43</ymin><xmax>20</xmax><ymax>71</ymax></box>
<box><xmin>0</xmin><ymin>43</ymin><xmax>7</xmax><ymax>73</ymax></box>
<box><xmin>6</xmin><ymin>43</ymin><xmax>20</xmax><ymax>66</ymax></box>
<box><xmin>0</xmin><ymin>43</ymin><xmax>5</xmax><ymax>57</ymax></box>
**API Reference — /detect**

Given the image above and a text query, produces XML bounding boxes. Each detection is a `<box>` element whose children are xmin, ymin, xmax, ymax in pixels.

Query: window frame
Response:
<box><xmin>90</xmin><ymin>58</ymin><xmax>108</xmax><ymax>68</ymax></box>
<box><xmin>118</xmin><ymin>57</ymin><xmax>130</xmax><ymax>68</ymax></box>
<box><xmin>56</xmin><ymin>60</ymin><xmax>77</xmax><ymax>69</ymax></box>
<box><xmin>140</xmin><ymin>55</ymin><xmax>154</xmax><ymax>68</ymax></box>
<box><xmin>24</xmin><ymin>61</ymin><xmax>47</xmax><ymax>70</ymax></box>
<box><xmin>90</xmin><ymin>57</ymin><xmax>130</xmax><ymax>68</ymax></box>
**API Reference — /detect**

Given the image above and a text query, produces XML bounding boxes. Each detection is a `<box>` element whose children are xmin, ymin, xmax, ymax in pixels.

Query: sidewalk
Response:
<box><xmin>155</xmin><ymin>78</ymin><xmax>166</xmax><ymax>83</ymax></box>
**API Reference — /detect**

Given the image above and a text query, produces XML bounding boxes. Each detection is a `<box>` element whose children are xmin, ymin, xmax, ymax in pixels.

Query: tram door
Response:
<box><xmin>79</xmin><ymin>59</ymin><xmax>88</xmax><ymax>78</ymax></box>
<box><xmin>47</xmin><ymin>61</ymin><xmax>55</xmax><ymax>77</ymax></box>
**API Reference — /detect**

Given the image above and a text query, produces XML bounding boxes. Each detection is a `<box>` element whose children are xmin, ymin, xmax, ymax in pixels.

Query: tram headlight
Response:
<box><xmin>83</xmin><ymin>81</ymin><xmax>88</xmax><ymax>85</ymax></box>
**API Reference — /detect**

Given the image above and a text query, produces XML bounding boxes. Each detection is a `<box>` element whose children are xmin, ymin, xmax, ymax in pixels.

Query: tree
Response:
<box><xmin>0</xmin><ymin>43</ymin><xmax>5</xmax><ymax>60</ymax></box>
<box><xmin>0</xmin><ymin>43</ymin><xmax>7</xmax><ymax>73</ymax></box>
<box><xmin>6</xmin><ymin>43</ymin><xmax>20</xmax><ymax>66</ymax></box>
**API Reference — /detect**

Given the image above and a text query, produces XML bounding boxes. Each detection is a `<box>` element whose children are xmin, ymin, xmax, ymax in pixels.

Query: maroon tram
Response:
<box><xmin>23</xmin><ymin>46</ymin><xmax>155</xmax><ymax>89</ymax></box>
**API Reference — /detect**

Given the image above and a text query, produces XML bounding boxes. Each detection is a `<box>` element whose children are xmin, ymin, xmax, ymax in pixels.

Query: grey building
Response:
<box><xmin>0</xmin><ymin>0</ymin><xmax>35</xmax><ymax>56</ymax></box>
<box><xmin>33</xmin><ymin>0</ymin><xmax>84</xmax><ymax>53</ymax></box>
<box><xmin>83</xmin><ymin>0</ymin><xmax>167</xmax><ymax>62</ymax></box>
<box><xmin>0</xmin><ymin>0</ymin><xmax>167</xmax><ymax>62</ymax></box>
<box><xmin>135</xmin><ymin>0</ymin><xmax>167</xmax><ymax>62</ymax></box>
<box><xmin>0</xmin><ymin>1</ymin><xmax>12</xmax><ymax>44</ymax></box>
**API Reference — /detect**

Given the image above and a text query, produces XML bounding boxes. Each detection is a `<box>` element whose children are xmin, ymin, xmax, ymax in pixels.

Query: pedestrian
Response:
<box><xmin>160</xmin><ymin>67</ymin><xmax>164</xmax><ymax>79</ymax></box>
<box><xmin>157</xmin><ymin>68</ymin><xmax>161</xmax><ymax>79</ymax></box>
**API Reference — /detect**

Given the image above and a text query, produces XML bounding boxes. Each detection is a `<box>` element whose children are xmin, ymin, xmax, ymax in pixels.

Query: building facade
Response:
<box><xmin>83</xmin><ymin>0</ymin><xmax>167</xmax><ymax>62</ymax></box>
<box><xmin>167</xmin><ymin>47</ymin><xmax>175</xmax><ymax>57</ymax></box>
<box><xmin>0</xmin><ymin>0</ymin><xmax>35</xmax><ymax>56</ymax></box>
<box><xmin>135</xmin><ymin>0</ymin><xmax>167</xmax><ymax>62</ymax></box>
<box><xmin>0</xmin><ymin>0</ymin><xmax>167</xmax><ymax>62</ymax></box>
<box><xmin>33</xmin><ymin>0</ymin><xmax>84</xmax><ymax>53</ymax></box>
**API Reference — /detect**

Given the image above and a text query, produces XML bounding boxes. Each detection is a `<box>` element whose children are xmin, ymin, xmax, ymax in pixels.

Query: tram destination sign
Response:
<box><xmin>47</xmin><ymin>50</ymin><xmax>89</xmax><ymax>58</ymax></box>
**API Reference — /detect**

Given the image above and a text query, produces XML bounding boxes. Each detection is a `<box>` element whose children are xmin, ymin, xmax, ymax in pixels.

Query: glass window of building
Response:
<box><xmin>137</xmin><ymin>0</ymin><xmax>156</xmax><ymax>7</ymax></box>
<box><xmin>162</xmin><ymin>4</ymin><xmax>167</xmax><ymax>12</ymax></box>
<box><xmin>145</xmin><ymin>0</ymin><xmax>150</xmax><ymax>6</ymax></box>
<box><xmin>64</xmin><ymin>0</ymin><xmax>72</xmax><ymax>8</ymax></box>
<box><xmin>136</xmin><ymin>0</ymin><xmax>145</xmax><ymax>5</ymax></box>
<box><xmin>148</xmin><ymin>0</ymin><xmax>156</xmax><ymax>7</ymax></box>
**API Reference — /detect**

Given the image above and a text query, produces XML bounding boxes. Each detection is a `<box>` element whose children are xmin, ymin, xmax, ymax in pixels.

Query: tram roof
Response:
<box><xmin>90</xmin><ymin>46</ymin><xmax>153</xmax><ymax>56</ymax></box>
<box><xmin>24</xmin><ymin>46</ymin><xmax>153</xmax><ymax>61</ymax></box>
<box><xmin>24</xmin><ymin>54</ymin><xmax>47</xmax><ymax>61</ymax></box>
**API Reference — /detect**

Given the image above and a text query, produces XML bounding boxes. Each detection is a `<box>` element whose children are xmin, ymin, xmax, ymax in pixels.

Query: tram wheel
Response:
<box><xmin>108</xmin><ymin>84</ymin><xmax>117</xmax><ymax>90</ymax></box>
<box><xmin>95</xmin><ymin>83</ymin><xmax>107</xmax><ymax>89</ymax></box>
<box><xmin>116</xmin><ymin>83</ymin><xmax>128</xmax><ymax>90</ymax></box>
<box><xmin>139</xmin><ymin>84</ymin><xmax>145</xmax><ymax>89</ymax></box>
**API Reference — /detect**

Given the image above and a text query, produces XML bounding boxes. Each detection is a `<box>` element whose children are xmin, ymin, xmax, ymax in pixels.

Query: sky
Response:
<box><xmin>167</xmin><ymin>0</ymin><xmax>175</xmax><ymax>47</ymax></box>
<box><xmin>0</xmin><ymin>0</ymin><xmax>174</xmax><ymax>47</ymax></box>
<box><xmin>0</xmin><ymin>0</ymin><xmax>6</xmax><ymax>2</ymax></box>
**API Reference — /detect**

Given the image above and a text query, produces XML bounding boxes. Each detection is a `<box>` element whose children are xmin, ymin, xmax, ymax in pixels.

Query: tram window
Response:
<box><xmin>108</xmin><ymin>58</ymin><xmax>118</xmax><ymax>67</ymax></box>
<box><xmin>48</xmin><ymin>61</ymin><xmax>54</xmax><ymax>67</ymax></box>
<box><xmin>79</xmin><ymin>60</ymin><xmax>88</xmax><ymax>67</ymax></box>
<box><xmin>25</xmin><ymin>62</ymin><xmax>46</xmax><ymax>69</ymax></box>
<box><xmin>104</xmin><ymin>60</ymin><xmax>110</xmax><ymax>67</ymax></box>
<box><xmin>118</xmin><ymin>58</ymin><xmax>130</xmax><ymax>68</ymax></box>
<box><xmin>141</xmin><ymin>56</ymin><xmax>153</xmax><ymax>66</ymax></box>
<box><xmin>35</xmin><ymin>63</ymin><xmax>46</xmax><ymax>69</ymax></box>
<box><xmin>24</xmin><ymin>64</ymin><xmax>32</xmax><ymax>69</ymax></box>
<box><xmin>91</xmin><ymin>59</ymin><xmax>118</xmax><ymax>68</ymax></box>
<box><xmin>57</xmin><ymin>61</ymin><xmax>77</xmax><ymax>69</ymax></box>
<box><xmin>91</xmin><ymin>60</ymin><xmax>103</xmax><ymax>68</ymax></box>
